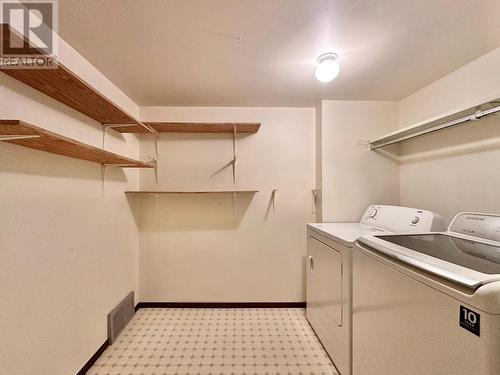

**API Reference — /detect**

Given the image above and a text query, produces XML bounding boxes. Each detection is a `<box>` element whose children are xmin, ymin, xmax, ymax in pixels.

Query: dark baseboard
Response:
<box><xmin>76</xmin><ymin>339</ymin><xmax>109</xmax><ymax>375</ymax></box>
<box><xmin>135</xmin><ymin>301</ymin><xmax>306</xmax><ymax>310</ymax></box>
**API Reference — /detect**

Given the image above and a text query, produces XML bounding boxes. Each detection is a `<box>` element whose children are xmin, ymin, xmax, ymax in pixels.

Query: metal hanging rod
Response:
<box><xmin>370</xmin><ymin>103</ymin><xmax>500</xmax><ymax>150</ymax></box>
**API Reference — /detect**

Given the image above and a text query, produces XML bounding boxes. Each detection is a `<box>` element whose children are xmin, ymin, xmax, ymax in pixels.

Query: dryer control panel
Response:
<box><xmin>360</xmin><ymin>205</ymin><xmax>445</xmax><ymax>233</ymax></box>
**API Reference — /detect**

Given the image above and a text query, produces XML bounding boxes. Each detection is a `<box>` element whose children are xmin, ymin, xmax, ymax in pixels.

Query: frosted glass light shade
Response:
<box><xmin>315</xmin><ymin>53</ymin><xmax>340</xmax><ymax>83</ymax></box>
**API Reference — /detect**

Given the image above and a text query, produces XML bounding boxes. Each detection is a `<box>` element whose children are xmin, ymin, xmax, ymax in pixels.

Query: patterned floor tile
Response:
<box><xmin>87</xmin><ymin>308</ymin><xmax>337</xmax><ymax>375</ymax></box>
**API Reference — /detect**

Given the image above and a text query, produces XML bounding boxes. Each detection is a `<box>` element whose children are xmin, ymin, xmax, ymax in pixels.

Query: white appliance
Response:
<box><xmin>353</xmin><ymin>212</ymin><xmax>500</xmax><ymax>375</ymax></box>
<box><xmin>306</xmin><ymin>205</ymin><xmax>444</xmax><ymax>375</ymax></box>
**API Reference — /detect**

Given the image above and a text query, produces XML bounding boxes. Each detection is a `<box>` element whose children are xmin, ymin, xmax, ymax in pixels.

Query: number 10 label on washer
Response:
<box><xmin>459</xmin><ymin>305</ymin><xmax>480</xmax><ymax>337</ymax></box>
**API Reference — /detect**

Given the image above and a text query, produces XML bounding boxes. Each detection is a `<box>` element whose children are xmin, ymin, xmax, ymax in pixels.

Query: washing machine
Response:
<box><xmin>306</xmin><ymin>205</ymin><xmax>444</xmax><ymax>375</ymax></box>
<box><xmin>353</xmin><ymin>212</ymin><xmax>500</xmax><ymax>375</ymax></box>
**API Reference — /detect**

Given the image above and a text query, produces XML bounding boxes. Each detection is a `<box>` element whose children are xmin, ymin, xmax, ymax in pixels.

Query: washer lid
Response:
<box><xmin>359</xmin><ymin>233</ymin><xmax>500</xmax><ymax>289</ymax></box>
<box><xmin>307</xmin><ymin>223</ymin><xmax>389</xmax><ymax>246</ymax></box>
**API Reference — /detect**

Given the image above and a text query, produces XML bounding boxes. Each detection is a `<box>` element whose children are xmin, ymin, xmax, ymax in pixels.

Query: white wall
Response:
<box><xmin>135</xmin><ymin>106</ymin><xmax>315</xmax><ymax>302</ymax></box>
<box><xmin>317</xmin><ymin>100</ymin><xmax>400</xmax><ymax>222</ymax></box>
<box><xmin>0</xmin><ymin>63</ymin><xmax>140</xmax><ymax>375</ymax></box>
<box><xmin>3</xmin><ymin>19</ymin><xmax>499</xmax><ymax>374</ymax></box>
<box><xmin>397</xmin><ymin>46</ymin><xmax>500</xmax><ymax>224</ymax></box>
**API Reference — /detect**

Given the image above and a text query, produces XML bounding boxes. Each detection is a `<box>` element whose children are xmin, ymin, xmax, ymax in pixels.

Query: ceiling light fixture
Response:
<box><xmin>315</xmin><ymin>53</ymin><xmax>340</xmax><ymax>83</ymax></box>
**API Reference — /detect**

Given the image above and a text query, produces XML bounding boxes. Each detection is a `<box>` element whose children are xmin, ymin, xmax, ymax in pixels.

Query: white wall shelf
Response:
<box><xmin>369</xmin><ymin>98</ymin><xmax>500</xmax><ymax>150</ymax></box>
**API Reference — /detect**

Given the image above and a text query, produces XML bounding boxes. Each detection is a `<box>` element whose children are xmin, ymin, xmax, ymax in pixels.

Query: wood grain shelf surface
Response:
<box><xmin>125</xmin><ymin>190</ymin><xmax>259</xmax><ymax>194</ymax></box>
<box><xmin>0</xmin><ymin>120</ymin><xmax>153</xmax><ymax>167</ymax></box>
<box><xmin>137</xmin><ymin>122</ymin><xmax>261</xmax><ymax>134</ymax></box>
<box><xmin>0</xmin><ymin>24</ymin><xmax>153</xmax><ymax>134</ymax></box>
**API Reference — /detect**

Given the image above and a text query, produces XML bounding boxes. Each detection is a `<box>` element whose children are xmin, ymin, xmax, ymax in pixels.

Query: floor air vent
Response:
<box><xmin>107</xmin><ymin>291</ymin><xmax>134</xmax><ymax>345</ymax></box>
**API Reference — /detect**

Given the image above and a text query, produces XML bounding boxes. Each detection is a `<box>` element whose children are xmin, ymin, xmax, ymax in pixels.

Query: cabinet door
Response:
<box><xmin>307</xmin><ymin>236</ymin><xmax>343</xmax><ymax>330</ymax></box>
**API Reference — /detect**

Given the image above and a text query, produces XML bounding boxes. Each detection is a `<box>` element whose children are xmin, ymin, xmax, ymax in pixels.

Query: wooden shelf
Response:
<box><xmin>0</xmin><ymin>120</ymin><xmax>154</xmax><ymax>167</ymax></box>
<box><xmin>0</xmin><ymin>24</ymin><xmax>154</xmax><ymax>134</ymax></box>
<box><xmin>125</xmin><ymin>190</ymin><xmax>258</xmax><ymax>215</ymax></box>
<box><xmin>123</xmin><ymin>122</ymin><xmax>261</xmax><ymax>134</ymax></box>
<box><xmin>125</xmin><ymin>190</ymin><xmax>259</xmax><ymax>194</ymax></box>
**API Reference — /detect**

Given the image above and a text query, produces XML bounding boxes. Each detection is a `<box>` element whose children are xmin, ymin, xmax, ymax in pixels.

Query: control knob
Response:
<box><xmin>411</xmin><ymin>216</ymin><xmax>420</xmax><ymax>225</ymax></box>
<box><xmin>368</xmin><ymin>208</ymin><xmax>378</xmax><ymax>218</ymax></box>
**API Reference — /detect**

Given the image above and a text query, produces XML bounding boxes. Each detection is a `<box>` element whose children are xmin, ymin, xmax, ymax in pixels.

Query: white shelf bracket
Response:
<box><xmin>232</xmin><ymin>125</ymin><xmax>237</xmax><ymax>183</ymax></box>
<box><xmin>232</xmin><ymin>192</ymin><xmax>237</xmax><ymax>216</ymax></box>
<box><xmin>311</xmin><ymin>189</ymin><xmax>318</xmax><ymax>214</ymax></box>
<box><xmin>148</xmin><ymin>193</ymin><xmax>160</xmax><ymax>214</ymax></box>
<box><xmin>154</xmin><ymin>133</ymin><xmax>160</xmax><ymax>157</ymax></box>
<box><xmin>102</xmin><ymin>124</ymin><xmax>136</xmax><ymax>149</ymax></box>
<box><xmin>100</xmin><ymin>164</ymin><xmax>107</xmax><ymax>197</ymax></box>
<box><xmin>0</xmin><ymin>135</ymin><xmax>40</xmax><ymax>141</ymax></box>
<box><xmin>101</xmin><ymin>163</ymin><xmax>142</xmax><ymax>196</ymax></box>
<box><xmin>148</xmin><ymin>156</ymin><xmax>159</xmax><ymax>184</ymax></box>
<box><xmin>271</xmin><ymin>189</ymin><xmax>278</xmax><ymax>214</ymax></box>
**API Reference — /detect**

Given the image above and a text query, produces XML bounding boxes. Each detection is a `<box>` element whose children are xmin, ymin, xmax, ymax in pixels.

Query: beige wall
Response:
<box><xmin>317</xmin><ymin>100</ymin><xmax>400</xmax><ymax>222</ymax></box>
<box><xmin>3</xmin><ymin>21</ymin><xmax>500</xmax><ymax>375</ymax></box>
<box><xmin>397</xmin><ymin>46</ymin><xmax>500</xmax><ymax>224</ymax></box>
<box><xmin>0</xmin><ymin>61</ymin><xmax>140</xmax><ymax>375</ymax></box>
<box><xmin>135</xmin><ymin>106</ymin><xmax>315</xmax><ymax>302</ymax></box>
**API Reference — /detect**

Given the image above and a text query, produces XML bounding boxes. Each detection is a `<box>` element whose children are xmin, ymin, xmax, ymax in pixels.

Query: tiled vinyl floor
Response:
<box><xmin>88</xmin><ymin>308</ymin><xmax>337</xmax><ymax>375</ymax></box>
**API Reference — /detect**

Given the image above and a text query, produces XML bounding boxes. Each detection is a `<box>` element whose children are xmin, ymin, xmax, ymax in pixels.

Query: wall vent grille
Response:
<box><xmin>107</xmin><ymin>291</ymin><xmax>134</xmax><ymax>345</ymax></box>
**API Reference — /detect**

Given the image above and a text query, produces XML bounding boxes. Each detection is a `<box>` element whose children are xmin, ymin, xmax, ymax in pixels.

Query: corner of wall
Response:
<box><xmin>314</xmin><ymin>101</ymin><xmax>323</xmax><ymax>222</ymax></box>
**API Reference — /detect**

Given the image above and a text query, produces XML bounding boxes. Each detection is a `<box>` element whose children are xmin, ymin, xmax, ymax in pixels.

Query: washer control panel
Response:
<box><xmin>360</xmin><ymin>205</ymin><xmax>445</xmax><ymax>233</ymax></box>
<box><xmin>450</xmin><ymin>212</ymin><xmax>500</xmax><ymax>242</ymax></box>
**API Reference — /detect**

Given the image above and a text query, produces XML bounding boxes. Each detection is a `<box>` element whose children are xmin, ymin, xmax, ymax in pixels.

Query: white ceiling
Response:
<box><xmin>58</xmin><ymin>0</ymin><xmax>500</xmax><ymax>107</ymax></box>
